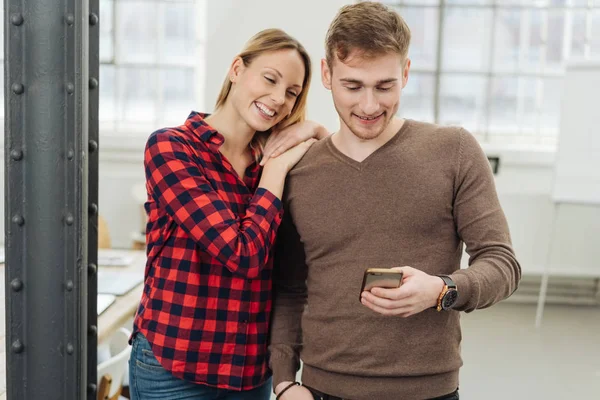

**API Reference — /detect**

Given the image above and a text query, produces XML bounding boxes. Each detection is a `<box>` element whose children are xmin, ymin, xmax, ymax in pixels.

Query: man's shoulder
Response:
<box><xmin>291</xmin><ymin>137</ymin><xmax>332</xmax><ymax>169</ymax></box>
<box><xmin>399</xmin><ymin>120</ymin><xmax>472</xmax><ymax>164</ymax></box>
<box><xmin>405</xmin><ymin>119</ymin><xmax>465</xmax><ymax>142</ymax></box>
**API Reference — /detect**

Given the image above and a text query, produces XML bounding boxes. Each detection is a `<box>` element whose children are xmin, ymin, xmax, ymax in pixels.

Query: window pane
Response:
<box><xmin>546</xmin><ymin>10</ymin><xmax>566</xmax><ymax>72</ymax></box>
<box><xmin>381</xmin><ymin>0</ymin><xmax>440</xmax><ymax>5</ymax></box>
<box><xmin>397</xmin><ymin>6</ymin><xmax>439</xmax><ymax>70</ymax></box>
<box><xmin>569</xmin><ymin>10</ymin><xmax>588</xmax><ymax>61</ymax></box>
<box><xmin>161</xmin><ymin>2</ymin><xmax>196</xmax><ymax>64</ymax></box>
<box><xmin>99</xmin><ymin>65</ymin><xmax>116</xmax><ymax>122</ymax></box>
<box><xmin>489</xmin><ymin>76</ymin><xmax>519</xmax><ymax>134</ymax></box>
<box><xmin>116</xmin><ymin>1</ymin><xmax>158</xmax><ymax>63</ymax></box>
<box><xmin>539</xmin><ymin>77</ymin><xmax>561</xmax><ymax>137</ymax></box>
<box><xmin>399</xmin><ymin>72</ymin><xmax>435</xmax><ymax>122</ymax></box>
<box><xmin>592</xmin><ymin>10</ymin><xmax>600</xmax><ymax>57</ymax></box>
<box><xmin>160</xmin><ymin>68</ymin><xmax>196</xmax><ymax>126</ymax></box>
<box><xmin>439</xmin><ymin>74</ymin><xmax>487</xmax><ymax>133</ymax></box>
<box><xmin>446</xmin><ymin>0</ymin><xmax>493</xmax><ymax>4</ymax></box>
<box><xmin>495</xmin><ymin>0</ymin><xmax>559</xmax><ymax>5</ymax></box>
<box><xmin>519</xmin><ymin>77</ymin><xmax>540</xmax><ymax>136</ymax></box>
<box><xmin>442</xmin><ymin>7</ymin><xmax>493</xmax><ymax>72</ymax></box>
<box><xmin>119</xmin><ymin>67</ymin><xmax>158</xmax><ymax>123</ymax></box>
<box><xmin>487</xmin><ymin>76</ymin><xmax>543</xmax><ymax>137</ymax></box>
<box><xmin>521</xmin><ymin>10</ymin><xmax>545</xmax><ymax>72</ymax></box>
<box><xmin>494</xmin><ymin>9</ymin><xmax>521</xmax><ymax>72</ymax></box>
<box><xmin>571</xmin><ymin>0</ymin><xmax>593</xmax><ymax>5</ymax></box>
<box><xmin>100</xmin><ymin>0</ymin><xmax>113</xmax><ymax>62</ymax></box>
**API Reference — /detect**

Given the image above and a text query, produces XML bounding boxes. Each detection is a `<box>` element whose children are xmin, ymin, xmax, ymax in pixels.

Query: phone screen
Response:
<box><xmin>360</xmin><ymin>269</ymin><xmax>403</xmax><ymax>301</ymax></box>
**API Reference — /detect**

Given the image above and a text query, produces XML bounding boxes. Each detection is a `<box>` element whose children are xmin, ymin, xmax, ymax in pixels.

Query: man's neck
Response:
<box><xmin>332</xmin><ymin>117</ymin><xmax>405</xmax><ymax>162</ymax></box>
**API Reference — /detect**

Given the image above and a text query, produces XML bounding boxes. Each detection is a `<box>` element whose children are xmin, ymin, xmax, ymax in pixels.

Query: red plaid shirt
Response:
<box><xmin>133</xmin><ymin>112</ymin><xmax>284</xmax><ymax>390</ymax></box>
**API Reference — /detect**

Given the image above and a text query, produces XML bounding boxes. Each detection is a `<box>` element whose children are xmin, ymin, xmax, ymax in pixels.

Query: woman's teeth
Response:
<box><xmin>255</xmin><ymin>102</ymin><xmax>275</xmax><ymax>117</ymax></box>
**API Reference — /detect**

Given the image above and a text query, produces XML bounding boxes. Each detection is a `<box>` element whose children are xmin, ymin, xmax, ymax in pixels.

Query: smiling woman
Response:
<box><xmin>212</xmin><ymin>29</ymin><xmax>313</xmax><ymax>162</ymax></box>
<box><xmin>127</xmin><ymin>28</ymin><xmax>322</xmax><ymax>400</ymax></box>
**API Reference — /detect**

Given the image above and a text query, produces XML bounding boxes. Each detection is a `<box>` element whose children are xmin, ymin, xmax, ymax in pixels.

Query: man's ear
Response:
<box><xmin>229</xmin><ymin>56</ymin><xmax>245</xmax><ymax>83</ymax></box>
<box><xmin>402</xmin><ymin>58</ymin><xmax>411</xmax><ymax>89</ymax></box>
<box><xmin>321</xmin><ymin>58</ymin><xmax>332</xmax><ymax>90</ymax></box>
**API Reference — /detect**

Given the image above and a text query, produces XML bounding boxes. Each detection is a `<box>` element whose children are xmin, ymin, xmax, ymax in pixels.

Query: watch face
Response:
<box><xmin>442</xmin><ymin>289</ymin><xmax>459</xmax><ymax>310</ymax></box>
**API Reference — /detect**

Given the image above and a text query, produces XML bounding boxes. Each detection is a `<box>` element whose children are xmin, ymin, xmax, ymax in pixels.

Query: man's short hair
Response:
<box><xmin>325</xmin><ymin>1</ymin><xmax>411</xmax><ymax>67</ymax></box>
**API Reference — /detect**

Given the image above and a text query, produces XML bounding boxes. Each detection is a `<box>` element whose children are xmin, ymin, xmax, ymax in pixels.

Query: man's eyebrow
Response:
<box><xmin>375</xmin><ymin>78</ymin><xmax>398</xmax><ymax>85</ymax></box>
<box><xmin>339</xmin><ymin>78</ymin><xmax>398</xmax><ymax>85</ymax></box>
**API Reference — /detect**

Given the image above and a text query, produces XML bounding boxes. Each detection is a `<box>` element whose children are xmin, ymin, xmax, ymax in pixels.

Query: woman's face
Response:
<box><xmin>229</xmin><ymin>49</ymin><xmax>305</xmax><ymax>132</ymax></box>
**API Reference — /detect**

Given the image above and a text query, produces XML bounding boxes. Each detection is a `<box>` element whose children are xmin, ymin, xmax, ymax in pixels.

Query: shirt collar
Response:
<box><xmin>184</xmin><ymin>111</ymin><xmax>260</xmax><ymax>167</ymax></box>
<box><xmin>184</xmin><ymin>111</ymin><xmax>225</xmax><ymax>147</ymax></box>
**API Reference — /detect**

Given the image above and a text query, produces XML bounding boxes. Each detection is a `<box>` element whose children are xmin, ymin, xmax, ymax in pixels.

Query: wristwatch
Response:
<box><xmin>436</xmin><ymin>275</ymin><xmax>458</xmax><ymax>311</ymax></box>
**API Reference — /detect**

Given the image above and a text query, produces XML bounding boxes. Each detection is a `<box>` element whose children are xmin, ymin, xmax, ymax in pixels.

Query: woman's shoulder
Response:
<box><xmin>145</xmin><ymin>123</ymin><xmax>195</xmax><ymax>154</ymax></box>
<box><xmin>148</xmin><ymin>124</ymin><xmax>188</xmax><ymax>143</ymax></box>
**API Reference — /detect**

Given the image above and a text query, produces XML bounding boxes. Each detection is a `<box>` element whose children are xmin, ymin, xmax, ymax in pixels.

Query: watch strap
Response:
<box><xmin>436</xmin><ymin>275</ymin><xmax>457</xmax><ymax>311</ymax></box>
<box><xmin>438</xmin><ymin>275</ymin><xmax>456</xmax><ymax>288</ymax></box>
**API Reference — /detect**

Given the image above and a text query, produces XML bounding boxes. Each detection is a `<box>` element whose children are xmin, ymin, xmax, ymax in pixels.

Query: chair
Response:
<box><xmin>98</xmin><ymin>214</ymin><xmax>112</xmax><ymax>249</ymax></box>
<box><xmin>97</xmin><ymin>327</ymin><xmax>132</xmax><ymax>400</ymax></box>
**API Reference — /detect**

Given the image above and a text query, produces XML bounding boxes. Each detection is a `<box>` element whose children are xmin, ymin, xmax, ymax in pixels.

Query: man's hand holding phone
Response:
<box><xmin>360</xmin><ymin>266</ymin><xmax>444</xmax><ymax>318</ymax></box>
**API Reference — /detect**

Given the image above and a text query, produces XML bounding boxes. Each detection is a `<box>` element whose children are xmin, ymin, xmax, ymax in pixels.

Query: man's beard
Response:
<box><xmin>335</xmin><ymin>104</ymin><xmax>388</xmax><ymax>141</ymax></box>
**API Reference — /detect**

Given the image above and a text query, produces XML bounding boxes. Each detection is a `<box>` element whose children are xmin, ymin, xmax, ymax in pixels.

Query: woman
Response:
<box><xmin>128</xmin><ymin>29</ymin><xmax>325</xmax><ymax>399</ymax></box>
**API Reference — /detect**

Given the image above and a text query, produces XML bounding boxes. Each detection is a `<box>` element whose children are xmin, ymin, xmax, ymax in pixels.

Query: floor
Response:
<box><xmin>1</xmin><ymin>262</ymin><xmax>599</xmax><ymax>399</ymax></box>
<box><xmin>458</xmin><ymin>302</ymin><xmax>600</xmax><ymax>399</ymax></box>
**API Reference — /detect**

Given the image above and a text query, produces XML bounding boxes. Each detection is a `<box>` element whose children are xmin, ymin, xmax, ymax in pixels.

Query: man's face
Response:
<box><xmin>321</xmin><ymin>51</ymin><xmax>410</xmax><ymax>141</ymax></box>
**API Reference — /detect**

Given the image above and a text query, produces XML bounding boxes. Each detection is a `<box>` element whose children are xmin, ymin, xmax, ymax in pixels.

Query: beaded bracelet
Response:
<box><xmin>276</xmin><ymin>381</ymin><xmax>301</xmax><ymax>399</ymax></box>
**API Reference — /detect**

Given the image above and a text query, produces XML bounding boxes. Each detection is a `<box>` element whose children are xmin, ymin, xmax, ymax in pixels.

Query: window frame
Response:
<box><xmin>379</xmin><ymin>0</ymin><xmax>600</xmax><ymax>149</ymax></box>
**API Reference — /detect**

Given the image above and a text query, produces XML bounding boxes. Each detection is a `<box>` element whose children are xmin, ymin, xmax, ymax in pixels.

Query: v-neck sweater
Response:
<box><xmin>269</xmin><ymin>119</ymin><xmax>521</xmax><ymax>400</ymax></box>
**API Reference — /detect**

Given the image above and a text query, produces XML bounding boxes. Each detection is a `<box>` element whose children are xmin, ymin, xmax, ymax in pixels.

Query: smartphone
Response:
<box><xmin>360</xmin><ymin>268</ymin><xmax>403</xmax><ymax>301</ymax></box>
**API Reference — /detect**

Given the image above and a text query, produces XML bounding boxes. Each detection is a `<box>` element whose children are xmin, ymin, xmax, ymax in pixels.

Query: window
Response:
<box><xmin>100</xmin><ymin>0</ymin><xmax>205</xmax><ymax>135</ymax></box>
<box><xmin>379</xmin><ymin>0</ymin><xmax>600</xmax><ymax>147</ymax></box>
<box><xmin>0</xmin><ymin>0</ymin><xmax>205</xmax><ymax>137</ymax></box>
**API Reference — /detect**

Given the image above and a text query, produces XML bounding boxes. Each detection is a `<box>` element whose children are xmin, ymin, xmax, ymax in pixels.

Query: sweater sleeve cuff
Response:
<box><xmin>270</xmin><ymin>354</ymin><xmax>298</xmax><ymax>389</ymax></box>
<box><xmin>449</xmin><ymin>271</ymin><xmax>478</xmax><ymax>312</ymax></box>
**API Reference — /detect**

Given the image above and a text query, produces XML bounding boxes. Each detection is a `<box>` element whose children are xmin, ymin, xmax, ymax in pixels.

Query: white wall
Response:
<box><xmin>1</xmin><ymin>0</ymin><xmax>598</xmax><ymax>279</ymax></box>
<box><xmin>205</xmin><ymin>0</ymin><xmax>347</xmax><ymax>132</ymax></box>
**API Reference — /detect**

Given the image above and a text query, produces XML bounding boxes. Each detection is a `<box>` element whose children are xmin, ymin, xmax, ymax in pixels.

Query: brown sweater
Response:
<box><xmin>269</xmin><ymin>120</ymin><xmax>521</xmax><ymax>400</ymax></box>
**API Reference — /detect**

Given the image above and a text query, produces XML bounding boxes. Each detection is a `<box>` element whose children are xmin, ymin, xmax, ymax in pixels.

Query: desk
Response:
<box><xmin>97</xmin><ymin>250</ymin><xmax>146</xmax><ymax>343</ymax></box>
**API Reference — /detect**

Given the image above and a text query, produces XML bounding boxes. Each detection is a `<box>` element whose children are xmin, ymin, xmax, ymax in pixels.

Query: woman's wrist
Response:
<box><xmin>315</xmin><ymin>123</ymin><xmax>331</xmax><ymax>140</ymax></box>
<box><xmin>258</xmin><ymin>162</ymin><xmax>287</xmax><ymax>199</ymax></box>
<box><xmin>275</xmin><ymin>381</ymin><xmax>300</xmax><ymax>399</ymax></box>
<box><xmin>263</xmin><ymin>155</ymin><xmax>292</xmax><ymax>174</ymax></box>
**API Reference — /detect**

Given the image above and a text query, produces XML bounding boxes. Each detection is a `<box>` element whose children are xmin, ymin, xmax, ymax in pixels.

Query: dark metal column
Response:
<box><xmin>4</xmin><ymin>0</ymin><xmax>92</xmax><ymax>398</ymax></box>
<box><xmin>87</xmin><ymin>0</ymin><xmax>100</xmax><ymax>398</ymax></box>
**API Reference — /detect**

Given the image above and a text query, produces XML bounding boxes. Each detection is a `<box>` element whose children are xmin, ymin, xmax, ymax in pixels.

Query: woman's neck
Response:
<box><xmin>205</xmin><ymin>103</ymin><xmax>255</xmax><ymax>158</ymax></box>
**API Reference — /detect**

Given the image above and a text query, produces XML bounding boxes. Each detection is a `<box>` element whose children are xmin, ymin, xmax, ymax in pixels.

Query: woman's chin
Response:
<box><xmin>247</xmin><ymin>115</ymin><xmax>278</xmax><ymax>132</ymax></box>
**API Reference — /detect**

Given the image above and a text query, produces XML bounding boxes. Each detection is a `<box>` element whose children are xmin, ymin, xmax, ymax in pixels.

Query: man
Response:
<box><xmin>269</xmin><ymin>2</ymin><xmax>521</xmax><ymax>400</ymax></box>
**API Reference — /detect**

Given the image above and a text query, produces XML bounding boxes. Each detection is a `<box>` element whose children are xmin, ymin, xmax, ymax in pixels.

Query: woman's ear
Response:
<box><xmin>229</xmin><ymin>56</ymin><xmax>245</xmax><ymax>83</ymax></box>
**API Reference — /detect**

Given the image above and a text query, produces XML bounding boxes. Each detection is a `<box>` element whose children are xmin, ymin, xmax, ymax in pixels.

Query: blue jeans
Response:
<box><xmin>129</xmin><ymin>333</ymin><xmax>272</xmax><ymax>400</ymax></box>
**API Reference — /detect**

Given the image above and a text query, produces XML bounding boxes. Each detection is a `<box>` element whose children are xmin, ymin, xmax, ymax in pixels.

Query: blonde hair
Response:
<box><xmin>325</xmin><ymin>2</ymin><xmax>411</xmax><ymax>67</ymax></box>
<box><xmin>215</xmin><ymin>29</ymin><xmax>312</xmax><ymax>161</ymax></box>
